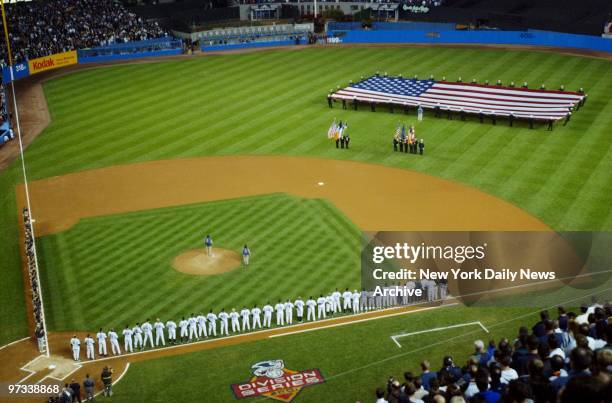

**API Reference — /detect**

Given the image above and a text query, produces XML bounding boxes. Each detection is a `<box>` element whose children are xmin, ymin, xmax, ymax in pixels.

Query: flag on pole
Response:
<box><xmin>327</xmin><ymin>119</ymin><xmax>337</xmax><ymax>139</ymax></box>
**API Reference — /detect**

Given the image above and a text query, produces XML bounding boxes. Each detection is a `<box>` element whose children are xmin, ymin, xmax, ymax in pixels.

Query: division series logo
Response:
<box><xmin>231</xmin><ymin>360</ymin><xmax>325</xmax><ymax>402</ymax></box>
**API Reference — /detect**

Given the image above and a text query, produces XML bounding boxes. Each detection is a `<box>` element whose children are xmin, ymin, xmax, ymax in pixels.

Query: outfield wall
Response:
<box><xmin>327</xmin><ymin>27</ymin><xmax>612</xmax><ymax>53</ymax></box>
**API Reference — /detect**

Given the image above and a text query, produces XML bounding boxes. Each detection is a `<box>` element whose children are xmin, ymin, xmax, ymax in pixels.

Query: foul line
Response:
<box><xmin>269</xmin><ymin>304</ymin><xmax>458</xmax><ymax>339</ymax></box>
<box><xmin>390</xmin><ymin>321</ymin><xmax>488</xmax><ymax>348</ymax></box>
<box><xmin>93</xmin><ymin>362</ymin><xmax>130</xmax><ymax>398</ymax></box>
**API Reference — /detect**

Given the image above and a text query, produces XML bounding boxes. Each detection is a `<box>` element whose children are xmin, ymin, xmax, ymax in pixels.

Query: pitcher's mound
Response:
<box><xmin>172</xmin><ymin>248</ymin><xmax>242</xmax><ymax>275</ymax></box>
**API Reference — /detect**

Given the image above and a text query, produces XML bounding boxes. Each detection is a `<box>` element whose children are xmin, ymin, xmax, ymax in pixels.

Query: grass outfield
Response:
<box><xmin>0</xmin><ymin>47</ymin><xmax>610</xmax><ymax>347</ymax></box>
<box><xmin>37</xmin><ymin>193</ymin><xmax>360</xmax><ymax>331</ymax></box>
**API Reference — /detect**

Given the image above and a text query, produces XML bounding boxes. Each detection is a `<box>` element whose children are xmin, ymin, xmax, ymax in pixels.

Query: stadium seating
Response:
<box><xmin>372</xmin><ymin>304</ymin><xmax>611</xmax><ymax>403</ymax></box>
<box><xmin>0</xmin><ymin>0</ymin><xmax>167</xmax><ymax>64</ymax></box>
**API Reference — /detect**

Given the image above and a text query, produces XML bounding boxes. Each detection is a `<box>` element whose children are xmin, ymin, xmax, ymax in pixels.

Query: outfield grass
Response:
<box><xmin>0</xmin><ymin>46</ymin><xmax>609</xmax><ymax>367</ymax></box>
<box><xmin>37</xmin><ymin>193</ymin><xmax>360</xmax><ymax>331</ymax></box>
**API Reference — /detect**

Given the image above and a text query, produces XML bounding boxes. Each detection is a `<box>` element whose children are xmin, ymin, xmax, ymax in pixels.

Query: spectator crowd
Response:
<box><xmin>373</xmin><ymin>302</ymin><xmax>611</xmax><ymax>403</ymax></box>
<box><xmin>23</xmin><ymin>208</ymin><xmax>47</xmax><ymax>353</ymax></box>
<box><xmin>0</xmin><ymin>0</ymin><xmax>167</xmax><ymax>65</ymax></box>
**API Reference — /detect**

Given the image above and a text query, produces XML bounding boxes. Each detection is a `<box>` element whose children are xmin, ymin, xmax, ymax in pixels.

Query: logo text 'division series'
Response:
<box><xmin>231</xmin><ymin>360</ymin><xmax>325</xmax><ymax>402</ymax></box>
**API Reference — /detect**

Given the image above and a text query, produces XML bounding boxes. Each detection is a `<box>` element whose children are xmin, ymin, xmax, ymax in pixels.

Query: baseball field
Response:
<box><xmin>0</xmin><ymin>45</ymin><xmax>611</xmax><ymax>401</ymax></box>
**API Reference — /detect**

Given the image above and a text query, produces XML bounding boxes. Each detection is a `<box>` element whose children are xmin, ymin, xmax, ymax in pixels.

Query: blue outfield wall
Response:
<box><xmin>78</xmin><ymin>48</ymin><xmax>183</xmax><ymax>64</ymax></box>
<box><xmin>202</xmin><ymin>39</ymin><xmax>305</xmax><ymax>52</ymax></box>
<box><xmin>2</xmin><ymin>61</ymin><xmax>29</xmax><ymax>83</ymax></box>
<box><xmin>329</xmin><ymin>29</ymin><xmax>612</xmax><ymax>53</ymax></box>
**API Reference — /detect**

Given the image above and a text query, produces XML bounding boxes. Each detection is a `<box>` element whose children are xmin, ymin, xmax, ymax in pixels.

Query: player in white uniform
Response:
<box><xmin>84</xmin><ymin>334</ymin><xmax>95</xmax><ymax>360</ymax></box>
<box><xmin>154</xmin><ymin>319</ymin><xmax>165</xmax><ymax>347</ymax></box>
<box><xmin>70</xmin><ymin>335</ymin><xmax>81</xmax><ymax>361</ymax></box>
<box><xmin>263</xmin><ymin>303</ymin><xmax>273</xmax><ymax>328</ymax></box>
<box><xmin>207</xmin><ymin>310</ymin><xmax>217</xmax><ymax>336</ymax></box>
<box><xmin>284</xmin><ymin>300</ymin><xmax>294</xmax><ymax>325</ymax></box>
<box><xmin>132</xmin><ymin>323</ymin><xmax>143</xmax><ymax>350</ymax></box>
<box><xmin>274</xmin><ymin>300</ymin><xmax>285</xmax><ymax>326</ymax></box>
<box><xmin>240</xmin><ymin>307</ymin><xmax>251</xmax><ymax>332</ymax></box>
<box><xmin>439</xmin><ymin>280</ymin><xmax>448</xmax><ymax>300</ymax></box>
<box><xmin>197</xmin><ymin>313</ymin><xmax>207</xmax><ymax>338</ymax></box>
<box><xmin>219</xmin><ymin>309</ymin><xmax>229</xmax><ymax>336</ymax></box>
<box><xmin>188</xmin><ymin>314</ymin><xmax>198</xmax><ymax>340</ymax></box>
<box><xmin>325</xmin><ymin>294</ymin><xmax>334</xmax><ymax>315</ymax></box>
<box><xmin>142</xmin><ymin>320</ymin><xmax>154</xmax><ymax>348</ymax></box>
<box><xmin>332</xmin><ymin>289</ymin><xmax>342</xmax><ymax>313</ymax></box>
<box><xmin>96</xmin><ymin>328</ymin><xmax>108</xmax><ymax>356</ymax></box>
<box><xmin>360</xmin><ymin>289</ymin><xmax>368</xmax><ymax>312</ymax></box>
<box><xmin>294</xmin><ymin>297</ymin><xmax>305</xmax><ymax>322</ymax></box>
<box><xmin>166</xmin><ymin>319</ymin><xmax>177</xmax><ymax>344</ymax></box>
<box><xmin>405</xmin><ymin>281</ymin><xmax>416</xmax><ymax>304</ymax></box>
<box><xmin>342</xmin><ymin>288</ymin><xmax>353</xmax><ymax>312</ymax></box>
<box><xmin>108</xmin><ymin>329</ymin><xmax>121</xmax><ymax>355</ymax></box>
<box><xmin>306</xmin><ymin>297</ymin><xmax>316</xmax><ymax>321</ymax></box>
<box><xmin>317</xmin><ymin>295</ymin><xmax>327</xmax><ymax>319</ymax></box>
<box><xmin>179</xmin><ymin>317</ymin><xmax>189</xmax><ymax>342</ymax></box>
<box><xmin>122</xmin><ymin>325</ymin><xmax>133</xmax><ymax>353</ymax></box>
<box><xmin>230</xmin><ymin>309</ymin><xmax>240</xmax><ymax>333</ymax></box>
<box><xmin>352</xmin><ymin>290</ymin><xmax>361</xmax><ymax>314</ymax></box>
<box><xmin>251</xmin><ymin>306</ymin><xmax>262</xmax><ymax>329</ymax></box>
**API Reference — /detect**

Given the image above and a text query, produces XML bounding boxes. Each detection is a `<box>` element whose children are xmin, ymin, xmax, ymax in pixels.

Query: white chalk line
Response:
<box><xmin>0</xmin><ymin>337</ymin><xmax>30</xmax><ymax>352</ymax></box>
<box><xmin>269</xmin><ymin>303</ymin><xmax>458</xmax><ymax>339</ymax></box>
<box><xmin>390</xmin><ymin>321</ymin><xmax>489</xmax><ymax>348</ymax></box>
<box><xmin>92</xmin><ymin>362</ymin><xmax>130</xmax><ymax>398</ymax></box>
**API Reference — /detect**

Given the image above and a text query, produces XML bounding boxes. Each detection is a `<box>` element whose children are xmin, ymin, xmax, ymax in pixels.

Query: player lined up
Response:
<box><xmin>69</xmin><ymin>281</ymin><xmax>448</xmax><ymax>361</ymax></box>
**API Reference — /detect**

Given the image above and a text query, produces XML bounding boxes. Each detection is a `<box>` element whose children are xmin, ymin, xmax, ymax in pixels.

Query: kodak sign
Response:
<box><xmin>28</xmin><ymin>51</ymin><xmax>78</xmax><ymax>75</ymax></box>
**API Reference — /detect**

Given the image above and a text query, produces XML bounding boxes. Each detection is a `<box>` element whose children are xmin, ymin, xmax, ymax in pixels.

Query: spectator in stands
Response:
<box><xmin>512</xmin><ymin>335</ymin><xmax>540</xmax><ymax>376</ymax></box>
<box><xmin>532</xmin><ymin>311</ymin><xmax>549</xmax><ymax>337</ymax></box>
<box><xmin>376</xmin><ymin>386</ymin><xmax>388</xmax><ymax>403</ymax></box>
<box><xmin>420</xmin><ymin>360</ymin><xmax>437</xmax><ymax>391</ymax></box>
<box><xmin>438</xmin><ymin>356</ymin><xmax>462</xmax><ymax>384</ymax></box>
<box><xmin>0</xmin><ymin>0</ymin><xmax>166</xmax><ymax>64</ymax></box>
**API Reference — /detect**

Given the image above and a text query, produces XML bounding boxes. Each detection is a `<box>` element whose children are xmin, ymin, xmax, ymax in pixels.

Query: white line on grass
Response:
<box><xmin>269</xmin><ymin>304</ymin><xmax>458</xmax><ymax>339</ymax></box>
<box><xmin>390</xmin><ymin>321</ymin><xmax>489</xmax><ymax>348</ymax></box>
<box><xmin>0</xmin><ymin>337</ymin><xmax>30</xmax><ymax>352</ymax></box>
<box><xmin>93</xmin><ymin>362</ymin><xmax>130</xmax><ymax>398</ymax></box>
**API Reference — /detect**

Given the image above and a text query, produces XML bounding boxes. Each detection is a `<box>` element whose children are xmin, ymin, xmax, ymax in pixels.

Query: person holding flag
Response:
<box><xmin>393</xmin><ymin>124</ymin><xmax>401</xmax><ymax>152</ymax></box>
<box><xmin>409</xmin><ymin>125</ymin><xmax>416</xmax><ymax>154</ymax></box>
<box><xmin>327</xmin><ymin>118</ymin><xmax>337</xmax><ymax>140</ymax></box>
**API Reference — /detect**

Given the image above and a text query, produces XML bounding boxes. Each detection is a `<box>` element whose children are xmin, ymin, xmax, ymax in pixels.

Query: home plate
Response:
<box><xmin>317</xmin><ymin>181</ymin><xmax>325</xmax><ymax>186</ymax></box>
<box><xmin>23</xmin><ymin>355</ymin><xmax>75</xmax><ymax>379</ymax></box>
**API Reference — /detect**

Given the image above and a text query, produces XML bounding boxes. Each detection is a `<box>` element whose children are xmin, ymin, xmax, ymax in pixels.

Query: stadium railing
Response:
<box><xmin>77</xmin><ymin>37</ymin><xmax>184</xmax><ymax>63</ymax></box>
<box><xmin>199</xmin><ymin>23</ymin><xmax>312</xmax><ymax>51</ymax></box>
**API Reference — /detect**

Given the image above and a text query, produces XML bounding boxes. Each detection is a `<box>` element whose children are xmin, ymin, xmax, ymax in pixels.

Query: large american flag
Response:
<box><xmin>330</xmin><ymin>75</ymin><xmax>584</xmax><ymax>121</ymax></box>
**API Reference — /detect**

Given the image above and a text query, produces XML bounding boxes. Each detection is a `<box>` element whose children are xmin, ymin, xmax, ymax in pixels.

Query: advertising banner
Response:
<box><xmin>1</xmin><ymin>61</ymin><xmax>29</xmax><ymax>82</ymax></box>
<box><xmin>28</xmin><ymin>50</ymin><xmax>77</xmax><ymax>75</ymax></box>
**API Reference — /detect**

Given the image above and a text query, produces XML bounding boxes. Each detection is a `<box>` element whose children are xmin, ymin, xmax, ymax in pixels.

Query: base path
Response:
<box><xmin>17</xmin><ymin>155</ymin><xmax>548</xmax><ymax>237</ymax></box>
